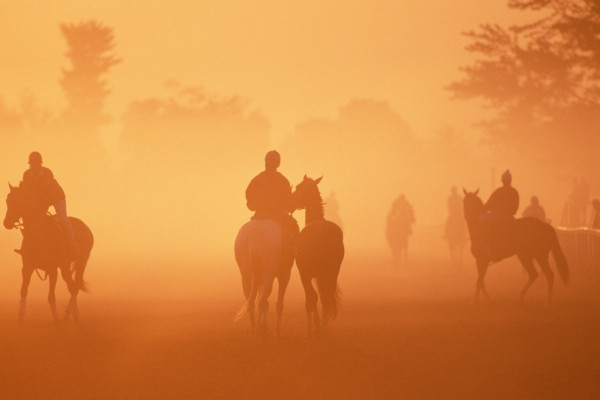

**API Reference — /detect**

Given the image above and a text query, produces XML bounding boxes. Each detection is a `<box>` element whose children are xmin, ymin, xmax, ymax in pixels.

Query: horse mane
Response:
<box><xmin>298</xmin><ymin>176</ymin><xmax>325</xmax><ymax>220</ymax></box>
<box><xmin>314</xmin><ymin>193</ymin><xmax>325</xmax><ymax>219</ymax></box>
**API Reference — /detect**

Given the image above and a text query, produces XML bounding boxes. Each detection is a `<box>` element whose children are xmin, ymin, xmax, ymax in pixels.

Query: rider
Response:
<box><xmin>481</xmin><ymin>170</ymin><xmax>519</xmax><ymax>260</ymax></box>
<box><xmin>21</xmin><ymin>151</ymin><xmax>79</xmax><ymax>258</ymax></box>
<box><xmin>444</xmin><ymin>185</ymin><xmax>466</xmax><ymax>241</ymax></box>
<box><xmin>522</xmin><ymin>195</ymin><xmax>547</xmax><ymax>222</ymax></box>
<box><xmin>245</xmin><ymin>150</ymin><xmax>299</xmax><ymax>237</ymax></box>
<box><xmin>484</xmin><ymin>170</ymin><xmax>519</xmax><ymax>217</ymax></box>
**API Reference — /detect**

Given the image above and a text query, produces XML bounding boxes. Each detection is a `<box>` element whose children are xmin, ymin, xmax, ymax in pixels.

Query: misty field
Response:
<box><xmin>0</xmin><ymin>255</ymin><xmax>599</xmax><ymax>399</ymax></box>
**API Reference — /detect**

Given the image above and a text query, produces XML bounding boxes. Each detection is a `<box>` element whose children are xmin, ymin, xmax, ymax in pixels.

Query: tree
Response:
<box><xmin>448</xmin><ymin>0</ymin><xmax>600</xmax><ymax>164</ymax></box>
<box><xmin>281</xmin><ymin>99</ymin><xmax>416</xmax><ymax>250</ymax></box>
<box><xmin>118</xmin><ymin>81</ymin><xmax>270</xmax><ymax>256</ymax></box>
<box><xmin>60</xmin><ymin>20</ymin><xmax>121</xmax><ymax>130</ymax></box>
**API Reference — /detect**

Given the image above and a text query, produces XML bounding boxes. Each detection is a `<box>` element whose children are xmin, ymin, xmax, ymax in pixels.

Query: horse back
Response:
<box><xmin>297</xmin><ymin>220</ymin><xmax>344</xmax><ymax>268</ymax></box>
<box><xmin>235</xmin><ymin>220</ymin><xmax>282</xmax><ymax>270</ymax></box>
<box><xmin>69</xmin><ymin>217</ymin><xmax>94</xmax><ymax>255</ymax></box>
<box><xmin>512</xmin><ymin>216</ymin><xmax>557</xmax><ymax>253</ymax></box>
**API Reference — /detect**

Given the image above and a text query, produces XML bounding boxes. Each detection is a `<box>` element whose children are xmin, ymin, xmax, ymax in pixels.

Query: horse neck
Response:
<box><xmin>305</xmin><ymin>195</ymin><xmax>324</xmax><ymax>225</ymax></box>
<box><xmin>464</xmin><ymin>207</ymin><xmax>485</xmax><ymax>247</ymax></box>
<box><xmin>22</xmin><ymin>212</ymin><xmax>48</xmax><ymax>229</ymax></box>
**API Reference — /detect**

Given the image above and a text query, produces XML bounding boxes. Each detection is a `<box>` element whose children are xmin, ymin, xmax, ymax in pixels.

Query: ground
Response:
<box><xmin>0</xmin><ymin>254</ymin><xmax>598</xmax><ymax>399</ymax></box>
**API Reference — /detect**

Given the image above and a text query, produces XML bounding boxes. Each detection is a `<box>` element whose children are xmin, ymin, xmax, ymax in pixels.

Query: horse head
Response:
<box><xmin>4</xmin><ymin>182</ymin><xmax>23</xmax><ymax>229</ymax></box>
<box><xmin>462</xmin><ymin>188</ymin><xmax>483</xmax><ymax>223</ymax></box>
<box><xmin>292</xmin><ymin>175</ymin><xmax>323</xmax><ymax>210</ymax></box>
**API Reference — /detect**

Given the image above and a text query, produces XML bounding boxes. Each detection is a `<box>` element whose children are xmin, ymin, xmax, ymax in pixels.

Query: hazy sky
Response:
<box><xmin>1</xmin><ymin>1</ymin><xmax>520</xmax><ymax>145</ymax></box>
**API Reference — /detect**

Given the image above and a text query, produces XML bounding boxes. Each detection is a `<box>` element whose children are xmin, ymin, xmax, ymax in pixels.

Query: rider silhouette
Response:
<box><xmin>481</xmin><ymin>170</ymin><xmax>519</xmax><ymax>261</ymax></box>
<box><xmin>446</xmin><ymin>186</ymin><xmax>463</xmax><ymax>219</ymax></box>
<box><xmin>522</xmin><ymin>195</ymin><xmax>547</xmax><ymax>222</ymax></box>
<box><xmin>21</xmin><ymin>151</ymin><xmax>79</xmax><ymax>257</ymax></box>
<box><xmin>484</xmin><ymin>170</ymin><xmax>519</xmax><ymax>217</ymax></box>
<box><xmin>246</xmin><ymin>150</ymin><xmax>299</xmax><ymax>236</ymax></box>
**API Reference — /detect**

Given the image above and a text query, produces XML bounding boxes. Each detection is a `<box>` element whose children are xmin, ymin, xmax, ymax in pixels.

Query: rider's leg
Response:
<box><xmin>54</xmin><ymin>199</ymin><xmax>79</xmax><ymax>257</ymax></box>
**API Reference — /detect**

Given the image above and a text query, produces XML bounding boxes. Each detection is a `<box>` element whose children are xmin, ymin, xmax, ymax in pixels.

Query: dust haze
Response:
<box><xmin>1</xmin><ymin>2</ymin><xmax>600</xmax><ymax>399</ymax></box>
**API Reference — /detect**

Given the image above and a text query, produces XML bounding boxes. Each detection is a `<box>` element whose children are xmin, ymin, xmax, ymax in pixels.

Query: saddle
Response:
<box><xmin>17</xmin><ymin>214</ymin><xmax>67</xmax><ymax>260</ymax></box>
<box><xmin>479</xmin><ymin>214</ymin><xmax>516</xmax><ymax>262</ymax></box>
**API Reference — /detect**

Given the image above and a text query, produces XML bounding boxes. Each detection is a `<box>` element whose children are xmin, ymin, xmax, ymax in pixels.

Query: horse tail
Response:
<box><xmin>234</xmin><ymin>239</ymin><xmax>261</xmax><ymax>323</ymax></box>
<box><xmin>73</xmin><ymin>253</ymin><xmax>91</xmax><ymax>293</ymax></box>
<box><xmin>71</xmin><ymin>218</ymin><xmax>94</xmax><ymax>293</ymax></box>
<box><xmin>550</xmin><ymin>227</ymin><xmax>570</xmax><ymax>286</ymax></box>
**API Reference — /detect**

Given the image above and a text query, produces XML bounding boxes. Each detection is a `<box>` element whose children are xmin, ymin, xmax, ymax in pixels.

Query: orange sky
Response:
<box><xmin>1</xmin><ymin>1</ymin><xmax>519</xmax><ymax>146</ymax></box>
<box><xmin>2</xmin><ymin>1</ymin><xmax>571</xmax><ymax>262</ymax></box>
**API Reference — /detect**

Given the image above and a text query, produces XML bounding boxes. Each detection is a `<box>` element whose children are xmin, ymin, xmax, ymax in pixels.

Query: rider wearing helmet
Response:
<box><xmin>523</xmin><ymin>195</ymin><xmax>547</xmax><ymax>222</ymax></box>
<box><xmin>480</xmin><ymin>169</ymin><xmax>519</xmax><ymax>261</ymax></box>
<box><xmin>484</xmin><ymin>170</ymin><xmax>519</xmax><ymax>217</ymax></box>
<box><xmin>245</xmin><ymin>150</ymin><xmax>299</xmax><ymax>236</ymax></box>
<box><xmin>22</xmin><ymin>151</ymin><xmax>78</xmax><ymax>257</ymax></box>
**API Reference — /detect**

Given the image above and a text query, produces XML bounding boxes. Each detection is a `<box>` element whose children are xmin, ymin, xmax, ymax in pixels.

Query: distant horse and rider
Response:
<box><xmin>463</xmin><ymin>170</ymin><xmax>568</xmax><ymax>304</ymax></box>
<box><xmin>386</xmin><ymin>194</ymin><xmax>415</xmax><ymax>267</ymax></box>
<box><xmin>234</xmin><ymin>151</ymin><xmax>344</xmax><ymax>336</ymax></box>
<box><xmin>4</xmin><ymin>152</ymin><xmax>93</xmax><ymax>322</ymax></box>
<box><xmin>444</xmin><ymin>186</ymin><xmax>468</xmax><ymax>267</ymax></box>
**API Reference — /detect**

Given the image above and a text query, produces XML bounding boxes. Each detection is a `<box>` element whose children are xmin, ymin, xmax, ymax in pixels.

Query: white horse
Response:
<box><xmin>234</xmin><ymin>220</ymin><xmax>282</xmax><ymax>334</ymax></box>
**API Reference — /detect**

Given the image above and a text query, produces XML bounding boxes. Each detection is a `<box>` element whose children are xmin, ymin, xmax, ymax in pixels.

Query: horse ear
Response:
<box><xmin>475</xmin><ymin>188</ymin><xmax>479</xmax><ymax>196</ymax></box>
<box><xmin>315</xmin><ymin>176</ymin><xmax>323</xmax><ymax>184</ymax></box>
<box><xmin>463</xmin><ymin>187</ymin><xmax>467</xmax><ymax>195</ymax></box>
<box><xmin>303</xmin><ymin>174</ymin><xmax>307</xmax><ymax>180</ymax></box>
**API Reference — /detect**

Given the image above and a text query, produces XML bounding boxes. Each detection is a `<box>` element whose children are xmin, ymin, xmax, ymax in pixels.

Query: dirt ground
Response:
<box><xmin>0</xmin><ymin>254</ymin><xmax>599</xmax><ymax>399</ymax></box>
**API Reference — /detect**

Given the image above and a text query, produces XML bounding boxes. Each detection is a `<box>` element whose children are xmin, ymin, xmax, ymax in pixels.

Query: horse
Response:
<box><xmin>4</xmin><ymin>183</ymin><xmax>94</xmax><ymax>321</ymax></box>
<box><xmin>463</xmin><ymin>189</ymin><xmax>569</xmax><ymax>304</ymax></box>
<box><xmin>292</xmin><ymin>175</ymin><xmax>344</xmax><ymax>337</ymax></box>
<box><xmin>386</xmin><ymin>195</ymin><xmax>414</xmax><ymax>267</ymax></box>
<box><xmin>234</xmin><ymin>218</ymin><xmax>296</xmax><ymax>336</ymax></box>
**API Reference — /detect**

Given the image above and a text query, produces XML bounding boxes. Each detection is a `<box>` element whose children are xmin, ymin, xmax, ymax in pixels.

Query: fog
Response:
<box><xmin>1</xmin><ymin>3</ymin><xmax>600</xmax><ymax>398</ymax></box>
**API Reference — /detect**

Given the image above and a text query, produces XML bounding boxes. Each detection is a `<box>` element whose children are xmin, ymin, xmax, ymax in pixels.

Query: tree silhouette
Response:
<box><xmin>118</xmin><ymin>81</ymin><xmax>270</xmax><ymax>255</ymax></box>
<box><xmin>448</xmin><ymin>0</ymin><xmax>600</xmax><ymax>162</ymax></box>
<box><xmin>60</xmin><ymin>20</ymin><xmax>121</xmax><ymax>130</ymax></box>
<box><xmin>281</xmin><ymin>99</ymin><xmax>417</xmax><ymax>249</ymax></box>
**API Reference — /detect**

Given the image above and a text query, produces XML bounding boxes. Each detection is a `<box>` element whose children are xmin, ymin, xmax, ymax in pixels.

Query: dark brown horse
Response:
<box><xmin>4</xmin><ymin>183</ymin><xmax>94</xmax><ymax>321</ymax></box>
<box><xmin>293</xmin><ymin>176</ymin><xmax>344</xmax><ymax>336</ymax></box>
<box><xmin>463</xmin><ymin>189</ymin><xmax>568</xmax><ymax>304</ymax></box>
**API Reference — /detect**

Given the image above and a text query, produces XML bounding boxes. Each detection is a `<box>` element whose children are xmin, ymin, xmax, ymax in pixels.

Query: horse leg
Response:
<box><xmin>19</xmin><ymin>267</ymin><xmax>33</xmax><ymax>322</ymax></box>
<box><xmin>48</xmin><ymin>269</ymin><xmax>59</xmax><ymax>323</ymax></box>
<box><xmin>536</xmin><ymin>254</ymin><xmax>554</xmax><ymax>306</ymax></box>
<box><xmin>275</xmin><ymin>269</ymin><xmax>291</xmax><ymax>337</ymax></box>
<box><xmin>320</xmin><ymin>276</ymin><xmax>337</xmax><ymax>337</ymax></box>
<box><xmin>473</xmin><ymin>258</ymin><xmax>491</xmax><ymax>303</ymax></box>
<box><xmin>239</xmin><ymin>267</ymin><xmax>256</xmax><ymax>331</ymax></box>
<box><xmin>258</xmin><ymin>278</ymin><xmax>274</xmax><ymax>335</ymax></box>
<box><xmin>301</xmin><ymin>275</ymin><xmax>319</xmax><ymax>337</ymax></box>
<box><xmin>61</xmin><ymin>265</ymin><xmax>77</xmax><ymax>319</ymax></box>
<box><xmin>517</xmin><ymin>254</ymin><xmax>539</xmax><ymax>302</ymax></box>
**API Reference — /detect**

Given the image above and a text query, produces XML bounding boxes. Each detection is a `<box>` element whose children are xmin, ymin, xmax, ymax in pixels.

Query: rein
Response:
<box><xmin>34</xmin><ymin>268</ymin><xmax>48</xmax><ymax>281</ymax></box>
<box><xmin>14</xmin><ymin>217</ymin><xmax>49</xmax><ymax>281</ymax></box>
